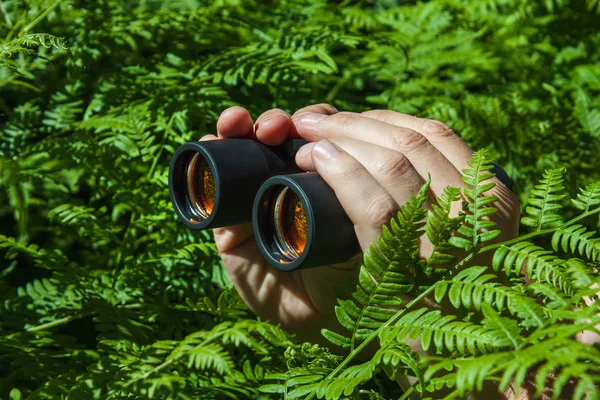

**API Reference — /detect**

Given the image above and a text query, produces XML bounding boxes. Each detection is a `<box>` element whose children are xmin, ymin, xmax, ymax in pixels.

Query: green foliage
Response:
<box><xmin>449</xmin><ymin>150</ymin><xmax>501</xmax><ymax>251</ymax></box>
<box><xmin>521</xmin><ymin>168</ymin><xmax>567</xmax><ymax>231</ymax></box>
<box><xmin>1</xmin><ymin>0</ymin><xmax>600</xmax><ymax>399</ymax></box>
<box><xmin>321</xmin><ymin>177</ymin><xmax>430</xmax><ymax>352</ymax></box>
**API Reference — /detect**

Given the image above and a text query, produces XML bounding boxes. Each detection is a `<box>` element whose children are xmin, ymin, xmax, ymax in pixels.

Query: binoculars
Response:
<box><xmin>168</xmin><ymin>138</ymin><xmax>361</xmax><ymax>271</ymax></box>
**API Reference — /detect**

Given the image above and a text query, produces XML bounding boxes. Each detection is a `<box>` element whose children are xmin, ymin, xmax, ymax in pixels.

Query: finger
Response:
<box><xmin>294</xmin><ymin>112</ymin><xmax>464</xmax><ymax>196</ymax></box>
<box><xmin>216</xmin><ymin>106</ymin><xmax>254</xmax><ymax>138</ymax></box>
<box><xmin>361</xmin><ymin>110</ymin><xmax>516</xmax><ymax>198</ymax></box>
<box><xmin>297</xmin><ymin>137</ymin><xmax>430</xmax><ymax>209</ymax></box>
<box><xmin>199</xmin><ymin>134</ymin><xmax>218</xmax><ymax>141</ymax></box>
<box><xmin>214</xmin><ymin>224</ymin><xmax>255</xmax><ymax>252</ymax></box>
<box><xmin>291</xmin><ymin>103</ymin><xmax>338</xmax><ymax>118</ymax></box>
<box><xmin>254</xmin><ymin>108</ymin><xmax>292</xmax><ymax>146</ymax></box>
<box><xmin>290</xmin><ymin>103</ymin><xmax>338</xmax><ymax>138</ymax></box>
<box><xmin>309</xmin><ymin>140</ymin><xmax>401</xmax><ymax>251</ymax></box>
<box><xmin>360</xmin><ymin>110</ymin><xmax>520</xmax><ymax>242</ymax></box>
<box><xmin>361</xmin><ymin>110</ymin><xmax>473</xmax><ymax>172</ymax></box>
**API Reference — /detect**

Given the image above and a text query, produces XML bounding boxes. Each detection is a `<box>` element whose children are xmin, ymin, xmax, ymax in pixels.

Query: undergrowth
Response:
<box><xmin>1</xmin><ymin>0</ymin><xmax>600</xmax><ymax>399</ymax></box>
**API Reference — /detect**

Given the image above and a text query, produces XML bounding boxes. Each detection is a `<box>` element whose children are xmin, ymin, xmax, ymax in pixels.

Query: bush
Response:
<box><xmin>1</xmin><ymin>1</ymin><xmax>599</xmax><ymax>399</ymax></box>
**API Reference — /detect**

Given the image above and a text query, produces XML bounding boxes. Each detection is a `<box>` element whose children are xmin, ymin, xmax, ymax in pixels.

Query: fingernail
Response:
<box><xmin>296</xmin><ymin>113</ymin><xmax>327</xmax><ymax>125</ymax></box>
<box><xmin>313</xmin><ymin>140</ymin><xmax>340</xmax><ymax>160</ymax></box>
<box><xmin>296</xmin><ymin>143</ymin><xmax>315</xmax><ymax>159</ymax></box>
<box><xmin>423</xmin><ymin>119</ymin><xmax>451</xmax><ymax>134</ymax></box>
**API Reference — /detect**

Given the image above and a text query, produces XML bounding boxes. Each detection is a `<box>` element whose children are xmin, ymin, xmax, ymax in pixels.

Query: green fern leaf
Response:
<box><xmin>449</xmin><ymin>149</ymin><xmax>500</xmax><ymax>252</ymax></box>
<box><xmin>572</xmin><ymin>182</ymin><xmax>600</xmax><ymax>212</ymax></box>
<box><xmin>434</xmin><ymin>266</ymin><xmax>545</xmax><ymax>328</ymax></box>
<box><xmin>565</xmin><ymin>258</ymin><xmax>600</xmax><ymax>290</ymax></box>
<box><xmin>185</xmin><ymin>342</ymin><xmax>233</xmax><ymax>374</ymax></box>
<box><xmin>373</xmin><ymin>342</ymin><xmax>423</xmax><ymax>388</ymax></box>
<box><xmin>382</xmin><ymin>308</ymin><xmax>506</xmax><ymax>354</ymax></box>
<box><xmin>324</xmin><ymin>178</ymin><xmax>431</xmax><ymax>351</ymax></box>
<box><xmin>521</xmin><ymin>168</ymin><xmax>567</xmax><ymax>231</ymax></box>
<box><xmin>492</xmin><ymin>242</ymin><xmax>575</xmax><ymax>295</ymax></box>
<box><xmin>426</xmin><ymin>185</ymin><xmax>463</xmax><ymax>267</ymax></box>
<box><xmin>315</xmin><ymin>360</ymin><xmax>377</xmax><ymax>399</ymax></box>
<box><xmin>552</xmin><ymin>224</ymin><xmax>600</xmax><ymax>261</ymax></box>
<box><xmin>481</xmin><ymin>304</ymin><xmax>522</xmax><ymax>349</ymax></box>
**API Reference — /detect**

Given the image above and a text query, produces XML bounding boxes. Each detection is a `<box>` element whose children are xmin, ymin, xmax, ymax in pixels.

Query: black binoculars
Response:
<box><xmin>168</xmin><ymin>139</ymin><xmax>361</xmax><ymax>271</ymax></box>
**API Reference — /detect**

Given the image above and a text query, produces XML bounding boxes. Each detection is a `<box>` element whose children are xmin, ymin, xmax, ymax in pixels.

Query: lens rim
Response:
<box><xmin>272</xmin><ymin>187</ymin><xmax>308</xmax><ymax>260</ymax></box>
<box><xmin>252</xmin><ymin>176</ymin><xmax>314</xmax><ymax>272</ymax></box>
<box><xmin>186</xmin><ymin>153</ymin><xmax>216</xmax><ymax>220</ymax></box>
<box><xmin>169</xmin><ymin>142</ymin><xmax>221</xmax><ymax>230</ymax></box>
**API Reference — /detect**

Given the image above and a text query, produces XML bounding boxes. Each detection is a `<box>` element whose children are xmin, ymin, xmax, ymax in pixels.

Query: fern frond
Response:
<box><xmin>425</xmin><ymin>336</ymin><xmax>600</xmax><ymax>400</ymax></box>
<box><xmin>0</xmin><ymin>33</ymin><xmax>69</xmax><ymax>71</ymax></box>
<box><xmin>552</xmin><ymin>224</ymin><xmax>600</xmax><ymax>261</ymax></box>
<box><xmin>564</xmin><ymin>258</ymin><xmax>600</xmax><ymax>290</ymax></box>
<box><xmin>373</xmin><ymin>342</ymin><xmax>423</xmax><ymax>387</ymax></box>
<box><xmin>323</xmin><ymin>178</ymin><xmax>431</xmax><ymax>351</ymax></box>
<box><xmin>185</xmin><ymin>342</ymin><xmax>233</xmax><ymax>374</ymax></box>
<box><xmin>426</xmin><ymin>185</ymin><xmax>462</xmax><ymax>267</ymax></box>
<box><xmin>449</xmin><ymin>149</ymin><xmax>500</xmax><ymax>252</ymax></box>
<box><xmin>314</xmin><ymin>359</ymin><xmax>378</xmax><ymax>399</ymax></box>
<box><xmin>310</xmin><ymin>342</ymin><xmax>422</xmax><ymax>399</ymax></box>
<box><xmin>480</xmin><ymin>304</ymin><xmax>523</xmax><ymax>349</ymax></box>
<box><xmin>492</xmin><ymin>242</ymin><xmax>575</xmax><ymax>295</ymax></box>
<box><xmin>521</xmin><ymin>168</ymin><xmax>567</xmax><ymax>231</ymax></box>
<box><xmin>434</xmin><ymin>267</ymin><xmax>545</xmax><ymax>328</ymax></box>
<box><xmin>0</xmin><ymin>234</ymin><xmax>74</xmax><ymax>272</ymax></box>
<box><xmin>572</xmin><ymin>182</ymin><xmax>600</xmax><ymax>212</ymax></box>
<box><xmin>381</xmin><ymin>308</ymin><xmax>507</xmax><ymax>355</ymax></box>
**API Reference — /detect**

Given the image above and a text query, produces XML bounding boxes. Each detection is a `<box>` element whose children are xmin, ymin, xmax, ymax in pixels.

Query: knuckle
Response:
<box><xmin>363</xmin><ymin>196</ymin><xmax>398</xmax><ymax>229</ymax></box>
<box><xmin>361</xmin><ymin>109</ymin><xmax>387</xmax><ymax>119</ymax></box>
<box><xmin>293</xmin><ymin>103</ymin><xmax>337</xmax><ymax>118</ymax></box>
<box><xmin>314</xmin><ymin>103</ymin><xmax>338</xmax><ymax>114</ymax></box>
<box><xmin>337</xmin><ymin>163</ymin><xmax>366</xmax><ymax>182</ymax></box>
<box><xmin>332</xmin><ymin>112</ymin><xmax>358</xmax><ymax>132</ymax></box>
<box><xmin>392</xmin><ymin>128</ymin><xmax>429</xmax><ymax>153</ymax></box>
<box><xmin>423</xmin><ymin>119</ymin><xmax>455</xmax><ymax>137</ymax></box>
<box><xmin>376</xmin><ymin>153</ymin><xmax>411</xmax><ymax>179</ymax></box>
<box><xmin>258</xmin><ymin>108</ymin><xmax>287</xmax><ymax>123</ymax></box>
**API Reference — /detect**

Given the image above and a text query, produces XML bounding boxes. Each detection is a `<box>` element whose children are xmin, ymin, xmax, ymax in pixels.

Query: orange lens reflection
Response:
<box><xmin>273</xmin><ymin>188</ymin><xmax>307</xmax><ymax>260</ymax></box>
<box><xmin>186</xmin><ymin>154</ymin><xmax>215</xmax><ymax>220</ymax></box>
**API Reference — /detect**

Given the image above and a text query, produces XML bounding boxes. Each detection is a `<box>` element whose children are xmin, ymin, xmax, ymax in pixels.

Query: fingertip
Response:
<box><xmin>216</xmin><ymin>106</ymin><xmax>253</xmax><ymax>138</ymax></box>
<box><xmin>255</xmin><ymin>114</ymin><xmax>291</xmax><ymax>146</ymax></box>
<box><xmin>294</xmin><ymin>142</ymin><xmax>317</xmax><ymax>171</ymax></box>
<box><xmin>199</xmin><ymin>134</ymin><xmax>219</xmax><ymax>141</ymax></box>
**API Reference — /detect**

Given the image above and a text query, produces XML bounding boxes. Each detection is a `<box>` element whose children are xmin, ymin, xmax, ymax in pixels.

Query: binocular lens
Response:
<box><xmin>186</xmin><ymin>153</ymin><xmax>216</xmax><ymax>221</ymax></box>
<box><xmin>272</xmin><ymin>187</ymin><xmax>308</xmax><ymax>260</ymax></box>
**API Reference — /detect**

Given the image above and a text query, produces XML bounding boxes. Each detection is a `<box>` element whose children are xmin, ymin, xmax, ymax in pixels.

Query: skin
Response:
<box><xmin>203</xmin><ymin>104</ymin><xmax>522</xmax><ymax>397</ymax></box>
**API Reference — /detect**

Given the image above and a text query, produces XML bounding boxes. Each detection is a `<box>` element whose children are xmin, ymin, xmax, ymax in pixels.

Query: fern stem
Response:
<box><xmin>479</xmin><ymin>207</ymin><xmax>600</xmax><ymax>254</ymax></box>
<box><xmin>119</xmin><ymin>331</ymin><xmax>227</xmax><ymax>390</ymax></box>
<box><xmin>6</xmin><ymin>304</ymin><xmax>143</xmax><ymax>338</ymax></box>
<box><xmin>0</xmin><ymin>0</ymin><xmax>12</xmax><ymax>28</ymax></box>
<box><xmin>305</xmin><ymin>283</ymin><xmax>441</xmax><ymax>400</ymax></box>
<box><xmin>398</xmin><ymin>385</ymin><xmax>415</xmax><ymax>400</ymax></box>
<box><xmin>26</xmin><ymin>313</ymin><xmax>91</xmax><ymax>333</ymax></box>
<box><xmin>23</xmin><ymin>0</ymin><xmax>63</xmax><ymax>34</ymax></box>
<box><xmin>305</xmin><ymin>208</ymin><xmax>600</xmax><ymax>399</ymax></box>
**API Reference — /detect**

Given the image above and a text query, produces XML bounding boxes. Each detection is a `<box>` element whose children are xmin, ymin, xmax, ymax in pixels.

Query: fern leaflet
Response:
<box><xmin>322</xmin><ymin>177</ymin><xmax>431</xmax><ymax>351</ymax></box>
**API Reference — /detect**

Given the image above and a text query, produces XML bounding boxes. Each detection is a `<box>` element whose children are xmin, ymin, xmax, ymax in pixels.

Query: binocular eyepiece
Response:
<box><xmin>168</xmin><ymin>139</ymin><xmax>360</xmax><ymax>271</ymax></box>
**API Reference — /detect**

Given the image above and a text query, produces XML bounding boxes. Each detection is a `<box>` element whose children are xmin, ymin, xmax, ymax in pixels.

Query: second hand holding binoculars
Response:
<box><xmin>169</xmin><ymin>138</ymin><xmax>361</xmax><ymax>271</ymax></box>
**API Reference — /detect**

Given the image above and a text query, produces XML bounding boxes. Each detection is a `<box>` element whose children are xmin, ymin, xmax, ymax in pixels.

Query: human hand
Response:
<box><xmin>208</xmin><ymin>104</ymin><xmax>520</xmax><ymax>346</ymax></box>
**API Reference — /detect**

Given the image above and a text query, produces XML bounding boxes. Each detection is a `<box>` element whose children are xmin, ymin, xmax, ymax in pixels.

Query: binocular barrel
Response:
<box><xmin>168</xmin><ymin>138</ymin><xmax>361</xmax><ymax>271</ymax></box>
<box><xmin>169</xmin><ymin>139</ymin><xmax>304</xmax><ymax>229</ymax></box>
